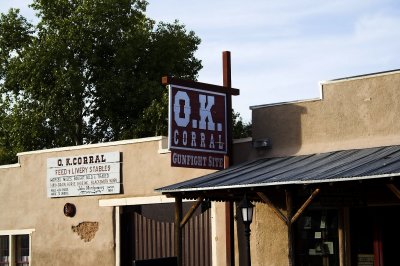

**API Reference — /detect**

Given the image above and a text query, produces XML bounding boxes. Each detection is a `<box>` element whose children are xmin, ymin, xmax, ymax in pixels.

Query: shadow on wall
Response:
<box><xmin>251</xmin><ymin>104</ymin><xmax>307</xmax><ymax>158</ymax></box>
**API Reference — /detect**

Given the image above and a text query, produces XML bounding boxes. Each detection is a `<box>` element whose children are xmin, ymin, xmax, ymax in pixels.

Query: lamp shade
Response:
<box><xmin>239</xmin><ymin>195</ymin><xmax>254</xmax><ymax>223</ymax></box>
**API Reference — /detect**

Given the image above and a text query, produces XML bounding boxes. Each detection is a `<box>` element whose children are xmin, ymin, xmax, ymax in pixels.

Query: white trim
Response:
<box><xmin>0</xmin><ymin>163</ymin><xmax>20</xmax><ymax>169</ymax></box>
<box><xmin>99</xmin><ymin>195</ymin><xmax>193</xmax><ymax>207</ymax></box>
<box><xmin>0</xmin><ymin>229</ymin><xmax>35</xmax><ymax>266</ymax></box>
<box><xmin>250</xmin><ymin>69</ymin><xmax>400</xmax><ymax>110</ymax></box>
<box><xmin>250</xmin><ymin>97</ymin><xmax>322</xmax><ymax>110</ymax></box>
<box><xmin>29</xmin><ymin>233</ymin><xmax>33</xmax><ymax>266</ymax></box>
<box><xmin>0</xmin><ymin>229</ymin><xmax>35</xmax><ymax>235</ymax></box>
<box><xmin>320</xmin><ymin>69</ymin><xmax>400</xmax><ymax>85</ymax></box>
<box><xmin>158</xmin><ymin>137</ymin><xmax>170</xmax><ymax>154</ymax></box>
<box><xmin>9</xmin><ymin>235</ymin><xmax>14</xmax><ymax>266</ymax></box>
<box><xmin>17</xmin><ymin>136</ymin><xmax>166</xmax><ymax>156</ymax></box>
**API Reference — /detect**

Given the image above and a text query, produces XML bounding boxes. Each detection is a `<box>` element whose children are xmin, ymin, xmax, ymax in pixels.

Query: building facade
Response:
<box><xmin>2</xmin><ymin>70</ymin><xmax>400</xmax><ymax>266</ymax></box>
<box><xmin>0</xmin><ymin>137</ymin><xmax>234</xmax><ymax>266</ymax></box>
<box><xmin>238</xmin><ymin>69</ymin><xmax>400</xmax><ymax>266</ymax></box>
<box><xmin>158</xmin><ymin>69</ymin><xmax>400</xmax><ymax>266</ymax></box>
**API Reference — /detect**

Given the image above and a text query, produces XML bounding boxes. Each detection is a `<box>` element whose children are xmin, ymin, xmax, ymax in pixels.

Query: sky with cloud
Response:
<box><xmin>2</xmin><ymin>0</ymin><xmax>400</xmax><ymax>121</ymax></box>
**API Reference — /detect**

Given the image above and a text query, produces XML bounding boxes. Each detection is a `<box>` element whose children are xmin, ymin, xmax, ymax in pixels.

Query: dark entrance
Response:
<box><xmin>295</xmin><ymin>209</ymin><xmax>340</xmax><ymax>266</ymax></box>
<box><xmin>351</xmin><ymin>206</ymin><xmax>400</xmax><ymax>266</ymax></box>
<box><xmin>121</xmin><ymin>203</ymin><xmax>212</xmax><ymax>266</ymax></box>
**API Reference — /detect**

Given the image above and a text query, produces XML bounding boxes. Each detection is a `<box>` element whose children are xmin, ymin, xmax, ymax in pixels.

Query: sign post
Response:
<box><xmin>164</xmin><ymin>52</ymin><xmax>240</xmax><ymax>266</ymax></box>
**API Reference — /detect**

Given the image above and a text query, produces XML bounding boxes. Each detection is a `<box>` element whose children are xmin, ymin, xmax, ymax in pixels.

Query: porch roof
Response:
<box><xmin>156</xmin><ymin>145</ymin><xmax>400</xmax><ymax>194</ymax></box>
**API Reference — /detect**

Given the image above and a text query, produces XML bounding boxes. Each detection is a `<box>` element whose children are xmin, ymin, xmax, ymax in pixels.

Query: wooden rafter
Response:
<box><xmin>257</xmin><ymin>192</ymin><xmax>288</xmax><ymax>224</ymax></box>
<box><xmin>387</xmin><ymin>183</ymin><xmax>400</xmax><ymax>200</ymax></box>
<box><xmin>290</xmin><ymin>188</ymin><xmax>320</xmax><ymax>224</ymax></box>
<box><xmin>180</xmin><ymin>196</ymin><xmax>204</xmax><ymax>228</ymax></box>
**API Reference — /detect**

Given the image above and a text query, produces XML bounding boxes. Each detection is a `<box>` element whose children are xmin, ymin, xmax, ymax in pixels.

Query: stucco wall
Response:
<box><xmin>251</xmin><ymin>204</ymin><xmax>288</xmax><ymax>266</ymax></box>
<box><xmin>251</xmin><ymin>71</ymin><xmax>400</xmax><ymax>158</ymax></box>
<box><xmin>0</xmin><ymin>137</ymin><xmax>213</xmax><ymax>266</ymax></box>
<box><xmin>238</xmin><ymin>71</ymin><xmax>400</xmax><ymax>266</ymax></box>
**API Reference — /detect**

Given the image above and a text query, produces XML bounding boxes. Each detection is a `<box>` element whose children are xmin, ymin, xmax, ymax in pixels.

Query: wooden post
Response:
<box><xmin>223</xmin><ymin>51</ymin><xmax>235</xmax><ymax>266</ymax></box>
<box><xmin>175</xmin><ymin>196</ymin><xmax>183</xmax><ymax>266</ymax></box>
<box><xmin>286</xmin><ymin>189</ymin><xmax>295</xmax><ymax>266</ymax></box>
<box><xmin>338</xmin><ymin>207</ymin><xmax>351</xmax><ymax>266</ymax></box>
<box><xmin>343</xmin><ymin>208</ymin><xmax>351</xmax><ymax>266</ymax></box>
<box><xmin>338</xmin><ymin>208</ymin><xmax>345</xmax><ymax>266</ymax></box>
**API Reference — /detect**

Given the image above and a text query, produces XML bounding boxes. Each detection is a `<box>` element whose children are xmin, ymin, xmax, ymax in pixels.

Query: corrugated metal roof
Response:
<box><xmin>156</xmin><ymin>145</ymin><xmax>400</xmax><ymax>193</ymax></box>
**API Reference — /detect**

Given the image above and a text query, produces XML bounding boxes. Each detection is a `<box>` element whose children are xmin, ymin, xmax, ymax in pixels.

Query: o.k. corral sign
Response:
<box><xmin>164</xmin><ymin>76</ymin><xmax>239</xmax><ymax>170</ymax></box>
<box><xmin>47</xmin><ymin>151</ymin><xmax>120</xmax><ymax>198</ymax></box>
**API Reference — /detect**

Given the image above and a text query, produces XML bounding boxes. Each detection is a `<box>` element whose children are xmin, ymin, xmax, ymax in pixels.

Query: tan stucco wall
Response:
<box><xmin>236</xmin><ymin>70</ymin><xmax>400</xmax><ymax>266</ymax></box>
<box><xmin>251</xmin><ymin>71</ymin><xmax>400</xmax><ymax>159</ymax></box>
<box><xmin>251</xmin><ymin>203</ymin><xmax>288</xmax><ymax>266</ymax></box>
<box><xmin>0</xmin><ymin>137</ymin><xmax>214</xmax><ymax>266</ymax></box>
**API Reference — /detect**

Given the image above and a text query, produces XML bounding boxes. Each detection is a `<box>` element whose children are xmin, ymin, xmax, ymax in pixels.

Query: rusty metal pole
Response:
<box><xmin>223</xmin><ymin>51</ymin><xmax>235</xmax><ymax>266</ymax></box>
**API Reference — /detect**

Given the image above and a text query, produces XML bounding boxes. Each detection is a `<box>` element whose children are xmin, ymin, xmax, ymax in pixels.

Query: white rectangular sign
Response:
<box><xmin>47</xmin><ymin>152</ymin><xmax>121</xmax><ymax>198</ymax></box>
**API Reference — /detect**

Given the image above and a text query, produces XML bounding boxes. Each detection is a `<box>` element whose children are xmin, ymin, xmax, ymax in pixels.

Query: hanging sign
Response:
<box><xmin>47</xmin><ymin>151</ymin><xmax>120</xmax><ymax>198</ymax></box>
<box><xmin>166</xmin><ymin>77</ymin><xmax>239</xmax><ymax>170</ymax></box>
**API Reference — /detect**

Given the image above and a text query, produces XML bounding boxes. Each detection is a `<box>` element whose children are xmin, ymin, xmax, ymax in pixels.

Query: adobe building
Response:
<box><xmin>2</xmin><ymin>69</ymin><xmax>400</xmax><ymax>266</ymax></box>
<box><xmin>0</xmin><ymin>137</ymin><xmax>235</xmax><ymax>266</ymax></box>
<box><xmin>158</xmin><ymin>69</ymin><xmax>400</xmax><ymax>266</ymax></box>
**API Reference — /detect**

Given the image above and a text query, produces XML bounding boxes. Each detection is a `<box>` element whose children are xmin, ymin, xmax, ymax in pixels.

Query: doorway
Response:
<box><xmin>350</xmin><ymin>206</ymin><xmax>400</xmax><ymax>266</ymax></box>
<box><xmin>120</xmin><ymin>203</ymin><xmax>212</xmax><ymax>266</ymax></box>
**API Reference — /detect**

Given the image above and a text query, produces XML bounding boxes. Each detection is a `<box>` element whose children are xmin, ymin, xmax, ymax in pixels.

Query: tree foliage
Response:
<box><xmin>232</xmin><ymin>111</ymin><xmax>251</xmax><ymax>139</ymax></box>
<box><xmin>0</xmin><ymin>0</ymin><xmax>202</xmax><ymax>163</ymax></box>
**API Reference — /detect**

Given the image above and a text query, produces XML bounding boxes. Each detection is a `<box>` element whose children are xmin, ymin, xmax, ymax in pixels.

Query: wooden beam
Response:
<box><xmin>180</xmin><ymin>196</ymin><xmax>204</xmax><ymax>228</ymax></box>
<box><xmin>290</xmin><ymin>188</ymin><xmax>320</xmax><ymax>224</ymax></box>
<box><xmin>161</xmin><ymin>76</ymin><xmax>240</xmax><ymax>95</ymax></box>
<box><xmin>286</xmin><ymin>189</ymin><xmax>295</xmax><ymax>266</ymax></box>
<box><xmin>257</xmin><ymin>192</ymin><xmax>288</xmax><ymax>224</ymax></box>
<box><xmin>387</xmin><ymin>183</ymin><xmax>400</xmax><ymax>200</ymax></box>
<box><xmin>175</xmin><ymin>196</ymin><xmax>183</xmax><ymax>266</ymax></box>
<box><xmin>223</xmin><ymin>51</ymin><xmax>235</xmax><ymax>266</ymax></box>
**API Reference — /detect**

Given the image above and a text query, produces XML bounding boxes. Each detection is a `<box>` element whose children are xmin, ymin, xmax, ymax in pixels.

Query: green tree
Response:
<box><xmin>0</xmin><ymin>1</ymin><xmax>201</xmax><ymax>163</ymax></box>
<box><xmin>232</xmin><ymin>111</ymin><xmax>251</xmax><ymax>139</ymax></box>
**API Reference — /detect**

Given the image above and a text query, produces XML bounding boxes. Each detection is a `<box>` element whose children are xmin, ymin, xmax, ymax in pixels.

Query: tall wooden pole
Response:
<box><xmin>286</xmin><ymin>189</ymin><xmax>295</xmax><ymax>266</ymax></box>
<box><xmin>175</xmin><ymin>196</ymin><xmax>183</xmax><ymax>266</ymax></box>
<box><xmin>223</xmin><ymin>51</ymin><xmax>235</xmax><ymax>266</ymax></box>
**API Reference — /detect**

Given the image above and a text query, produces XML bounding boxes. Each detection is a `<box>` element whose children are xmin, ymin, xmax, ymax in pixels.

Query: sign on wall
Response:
<box><xmin>47</xmin><ymin>152</ymin><xmax>120</xmax><ymax>198</ymax></box>
<box><xmin>168</xmin><ymin>84</ymin><xmax>227</xmax><ymax>170</ymax></box>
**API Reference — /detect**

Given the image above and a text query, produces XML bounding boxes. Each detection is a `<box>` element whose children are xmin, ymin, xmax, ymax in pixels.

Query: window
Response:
<box><xmin>0</xmin><ymin>230</ymin><xmax>34</xmax><ymax>266</ymax></box>
<box><xmin>0</xmin><ymin>236</ymin><xmax>9</xmax><ymax>265</ymax></box>
<box><xmin>15</xmin><ymin>235</ymin><xmax>29</xmax><ymax>266</ymax></box>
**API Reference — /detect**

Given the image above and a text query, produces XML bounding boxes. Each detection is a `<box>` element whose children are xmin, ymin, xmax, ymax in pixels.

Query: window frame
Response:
<box><xmin>0</xmin><ymin>230</ymin><xmax>35</xmax><ymax>266</ymax></box>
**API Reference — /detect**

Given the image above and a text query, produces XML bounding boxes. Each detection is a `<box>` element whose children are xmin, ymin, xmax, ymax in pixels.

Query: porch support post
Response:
<box><xmin>286</xmin><ymin>189</ymin><xmax>295</xmax><ymax>266</ymax></box>
<box><xmin>175</xmin><ymin>196</ymin><xmax>183</xmax><ymax>266</ymax></box>
<box><xmin>338</xmin><ymin>207</ymin><xmax>351</xmax><ymax>266</ymax></box>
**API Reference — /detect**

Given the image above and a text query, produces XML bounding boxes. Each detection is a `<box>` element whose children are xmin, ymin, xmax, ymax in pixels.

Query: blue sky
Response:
<box><xmin>2</xmin><ymin>1</ymin><xmax>400</xmax><ymax>121</ymax></box>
